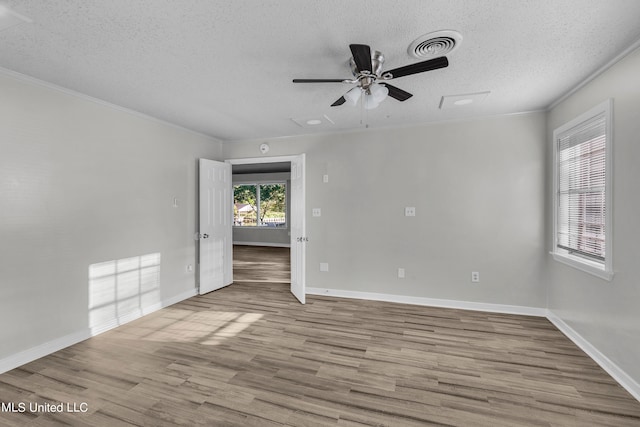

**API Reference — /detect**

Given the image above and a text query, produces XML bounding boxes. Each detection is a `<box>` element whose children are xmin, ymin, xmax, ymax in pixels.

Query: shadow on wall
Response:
<box><xmin>88</xmin><ymin>253</ymin><xmax>161</xmax><ymax>335</ymax></box>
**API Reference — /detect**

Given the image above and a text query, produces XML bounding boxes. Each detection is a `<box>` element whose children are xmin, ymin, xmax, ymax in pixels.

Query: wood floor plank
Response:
<box><xmin>1</xmin><ymin>245</ymin><xmax>639</xmax><ymax>426</ymax></box>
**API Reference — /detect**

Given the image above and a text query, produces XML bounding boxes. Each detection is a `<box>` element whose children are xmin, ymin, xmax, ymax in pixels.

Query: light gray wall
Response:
<box><xmin>232</xmin><ymin>172</ymin><xmax>291</xmax><ymax>246</ymax></box>
<box><xmin>224</xmin><ymin>112</ymin><xmax>547</xmax><ymax>307</ymax></box>
<box><xmin>546</xmin><ymin>46</ymin><xmax>640</xmax><ymax>382</ymax></box>
<box><xmin>0</xmin><ymin>72</ymin><xmax>222</xmax><ymax>363</ymax></box>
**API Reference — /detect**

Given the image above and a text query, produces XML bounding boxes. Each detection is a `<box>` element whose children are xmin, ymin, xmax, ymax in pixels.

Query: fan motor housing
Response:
<box><xmin>350</xmin><ymin>50</ymin><xmax>385</xmax><ymax>77</ymax></box>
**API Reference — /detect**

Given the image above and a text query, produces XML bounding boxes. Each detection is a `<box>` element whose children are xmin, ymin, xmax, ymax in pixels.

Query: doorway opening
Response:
<box><xmin>231</xmin><ymin>161</ymin><xmax>291</xmax><ymax>285</ymax></box>
<box><xmin>225</xmin><ymin>155</ymin><xmax>305</xmax><ymax>303</ymax></box>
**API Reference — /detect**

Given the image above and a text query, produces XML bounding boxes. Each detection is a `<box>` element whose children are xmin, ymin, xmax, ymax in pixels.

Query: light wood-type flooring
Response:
<box><xmin>232</xmin><ymin>245</ymin><xmax>290</xmax><ymax>284</ymax></box>
<box><xmin>1</xmin><ymin>245</ymin><xmax>639</xmax><ymax>426</ymax></box>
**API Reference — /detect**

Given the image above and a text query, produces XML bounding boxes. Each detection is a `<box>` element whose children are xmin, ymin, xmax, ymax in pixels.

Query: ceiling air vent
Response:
<box><xmin>408</xmin><ymin>30</ymin><xmax>462</xmax><ymax>59</ymax></box>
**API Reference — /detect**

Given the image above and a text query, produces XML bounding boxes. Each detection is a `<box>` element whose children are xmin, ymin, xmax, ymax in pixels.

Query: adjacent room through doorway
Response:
<box><xmin>231</xmin><ymin>161</ymin><xmax>293</xmax><ymax>290</ymax></box>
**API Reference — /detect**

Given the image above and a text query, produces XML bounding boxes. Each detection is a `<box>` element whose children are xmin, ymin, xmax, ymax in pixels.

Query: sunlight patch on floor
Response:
<box><xmin>111</xmin><ymin>309</ymin><xmax>264</xmax><ymax>346</ymax></box>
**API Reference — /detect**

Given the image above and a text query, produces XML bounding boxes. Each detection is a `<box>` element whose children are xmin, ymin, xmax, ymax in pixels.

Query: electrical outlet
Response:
<box><xmin>398</xmin><ymin>268</ymin><xmax>405</xmax><ymax>278</ymax></box>
<box><xmin>404</xmin><ymin>207</ymin><xmax>416</xmax><ymax>217</ymax></box>
<box><xmin>471</xmin><ymin>271</ymin><xmax>480</xmax><ymax>282</ymax></box>
<box><xmin>312</xmin><ymin>208</ymin><xmax>321</xmax><ymax>217</ymax></box>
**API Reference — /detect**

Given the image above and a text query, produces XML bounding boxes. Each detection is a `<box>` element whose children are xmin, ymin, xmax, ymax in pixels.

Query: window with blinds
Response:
<box><xmin>552</xmin><ymin>99</ymin><xmax>612</xmax><ymax>279</ymax></box>
<box><xmin>557</xmin><ymin>114</ymin><xmax>606</xmax><ymax>260</ymax></box>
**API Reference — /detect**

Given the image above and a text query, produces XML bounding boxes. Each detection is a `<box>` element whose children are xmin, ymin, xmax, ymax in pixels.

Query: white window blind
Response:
<box><xmin>556</xmin><ymin>113</ymin><xmax>606</xmax><ymax>262</ymax></box>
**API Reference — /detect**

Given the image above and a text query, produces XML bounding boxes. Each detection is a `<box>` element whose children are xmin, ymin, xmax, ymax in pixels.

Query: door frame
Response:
<box><xmin>226</xmin><ymin>155</ymin><xmax>306</xmax><ymax>301</ymax></box>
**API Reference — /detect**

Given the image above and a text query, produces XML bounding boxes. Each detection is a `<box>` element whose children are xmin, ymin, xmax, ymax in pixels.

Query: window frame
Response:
<box><xmin>233</xmin><ymin>181</ymin><xmax>287</xmax><ymax>229</ymax></box>
<box><xmin>551</xmin><ymin>99</ymin><xmax>614</xmax><ymax>281</ymax></box>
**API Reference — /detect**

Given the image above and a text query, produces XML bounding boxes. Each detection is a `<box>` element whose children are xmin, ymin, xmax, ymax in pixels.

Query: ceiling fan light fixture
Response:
<box><xmin>364</xmin><ymin>94</ymin><xmax>380</xmax><ymax>110</ymax></box>
<box><xmin>361</xmin><ymin>83</ymin><xmax>389</xmax><ymax>110</ymax></box>
<box><xmin>370</xmin><ymin>83</ymin><xmax>389</xmax><ymax>103</ymax></box>
<box><xmin>344</xmin><ymin>86</ymin><xmax>362</xmax><ymax>105</ymax></box>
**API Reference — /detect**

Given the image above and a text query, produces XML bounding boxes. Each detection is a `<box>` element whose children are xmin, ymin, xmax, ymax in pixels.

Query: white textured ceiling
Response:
<box><xmin>1</xmin><ymin>1</ymin><xmax>640</xmax><ymax>141</ymax></box>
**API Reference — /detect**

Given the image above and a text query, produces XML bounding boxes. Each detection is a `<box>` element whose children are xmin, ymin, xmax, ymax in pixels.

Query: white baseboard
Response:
<box><xmin>306</xmin><ymin>287</ymin><xmax>547</xmax><ymax>317</ymax></box>
<box><xmin>233</xmin><ymin>241</ymin><xmax>290</xmax><ymax>248</ymax></box>
<box><xmin>88</xmin><ymin>288</ymin><xmax>197</xmax><ymax>336</ymax></box>
<box><xmin>162</xmin><ymin>288</ymin><xmax>198</xmax><ymax>308</ymax></box>
<box><xmin>0</xmin><ymin>288</ymin><xmax>197</xmax><ymax>375</ymax></box>
<box><xmin>0</xmin><ymin>329</ymin><xmax>93</xmax><ymax>376</ymax></box>
<box><xmin>547</xmin><ymin>311</ymin><xmax>640</xmax><ymax>402</ymax></box>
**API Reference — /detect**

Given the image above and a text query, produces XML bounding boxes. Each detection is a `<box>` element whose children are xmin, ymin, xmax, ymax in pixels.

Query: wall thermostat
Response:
<box><xmin>259</xmin><ymin>143</ymin><xmax>270</xmax><ymax>154</ymax></box>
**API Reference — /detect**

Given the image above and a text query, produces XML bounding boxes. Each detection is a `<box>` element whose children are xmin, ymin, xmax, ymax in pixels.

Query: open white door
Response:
<box><xmin>199</xmin><ymin>159</ymin><xmax>233</xmax><ymax>294</ymax></box>
<box><xmin>290</xmin><ymin>154</ymin><xmax>306</xmax><ymax>303</ymax></box>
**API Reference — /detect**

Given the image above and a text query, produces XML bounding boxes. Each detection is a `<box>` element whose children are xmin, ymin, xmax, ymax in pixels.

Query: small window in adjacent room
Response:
<box><xmin>552</xmin><ymin>99</ymin><xmax>613</xmax><ymax>280</ymax></box>
<box><xmin>233</xmin><ymin>183</ymin><xmax>286</xmax><ymax>227</ymax></box>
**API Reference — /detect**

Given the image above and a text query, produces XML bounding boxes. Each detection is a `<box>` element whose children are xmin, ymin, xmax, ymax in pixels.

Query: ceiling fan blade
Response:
<box><xmin>293</xmin><ymin>79</ymin><xmax>347</xmax><ymax>83</ymax></box>
<box><xmin>349</xmin><ymin>44</ymin><xmax>372</xmax><ymax>73</ymax></box>
<box><xmin>331</xmin><ymin>96</ymin><xmax>346</xmax><ymax>106</ymax></box>
<box><xmin>385</xmin><ymin>56</ymin><xmax>448</xmax><ymax>79</ymax></box>
<box><xmin>381</xmin><ymin>84</ymin><xmax>413</xmax><ymax>101</ymax></box>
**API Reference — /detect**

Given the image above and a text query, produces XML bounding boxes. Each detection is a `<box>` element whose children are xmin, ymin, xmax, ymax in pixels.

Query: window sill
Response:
<box><xmin>550</xmin><ymin>252</ymin><xmax>614</xmax><ymax>281</ymax></box>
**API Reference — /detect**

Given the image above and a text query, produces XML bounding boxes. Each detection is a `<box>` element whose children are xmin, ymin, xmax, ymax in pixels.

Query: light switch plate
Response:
<box><xmin>320</xmin><ymin>263</ymin><xmax>329</xmax><ymax>272</ymax></box>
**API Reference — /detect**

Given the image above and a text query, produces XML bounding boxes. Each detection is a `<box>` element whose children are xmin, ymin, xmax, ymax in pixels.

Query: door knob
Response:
<box><xmin>202</xmin><ymin>233</ymin><xmax>209</xmax><ymax>239</ymax></box>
